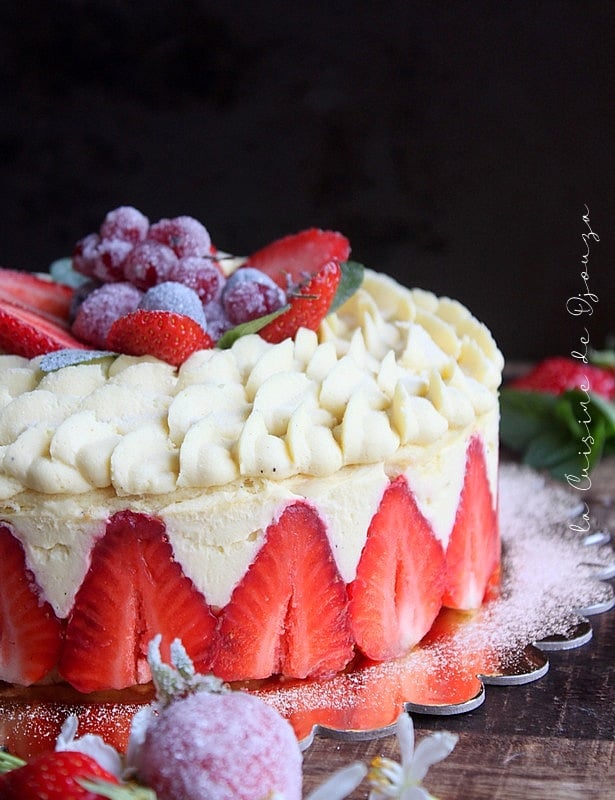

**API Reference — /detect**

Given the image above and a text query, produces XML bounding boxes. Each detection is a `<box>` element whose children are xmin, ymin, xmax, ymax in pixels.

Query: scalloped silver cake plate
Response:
<box><xmin>252</xmin><ymin>465</ymin><xmax>615</xmax><ymax>745</ymax></box>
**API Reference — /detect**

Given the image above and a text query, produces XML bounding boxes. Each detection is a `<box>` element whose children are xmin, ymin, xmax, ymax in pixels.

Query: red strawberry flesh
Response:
<box><xmin>0</xmin><ymin>300</ymin><xmax>88</xmax><ymax>358</ymax></box>
<box><xmin>259</xmin><ymin>259</ymin><xmax>341</xmax><ymax>344</ymax></box>
<box><xmin>59</xmin><ymin>511</ymin><xmax>218</xmax><ymax>692</ymax></box>
<box><xmin>348</xmin><ymin>476</ymin><xmax>446</xmax><ymax>661</ymax></box>
<box><xmin>443</xmin><ymin>437</ymin><xmax>500</xmax><ymax>609</ymax></box>
<box><xmin>246</xmin><ymin>228</ymin><xmax>350</xmax><ymax>288</ymax></box>
<box><xmin>213</xmin><ymin>501</ymin><xmax>353</xmax><ymax>681</ymax></box>
<box><xmin>0</xmin><ymin>525</ymin><xmax>62</xmax><ymax>685</ymax></box>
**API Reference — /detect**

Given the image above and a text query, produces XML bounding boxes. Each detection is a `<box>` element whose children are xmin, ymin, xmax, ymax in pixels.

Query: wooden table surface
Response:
<box><xmin>301</xmin><ymin>457</ymin><xmax>615</xmax><ymax>800</ymax></box>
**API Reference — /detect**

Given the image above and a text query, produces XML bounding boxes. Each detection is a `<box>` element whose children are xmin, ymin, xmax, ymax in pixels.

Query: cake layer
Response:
<box><xmin>0</xmin><ymin>268</ymin><xmax>503</xmax><ymax>690</ymax></box>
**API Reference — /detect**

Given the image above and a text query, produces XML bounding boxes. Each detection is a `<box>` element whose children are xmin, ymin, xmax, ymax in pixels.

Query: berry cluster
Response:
<box><xmin>70</xmin><ymin>207</ymin><xmax>288</xmax><ymax>354</ymax></box>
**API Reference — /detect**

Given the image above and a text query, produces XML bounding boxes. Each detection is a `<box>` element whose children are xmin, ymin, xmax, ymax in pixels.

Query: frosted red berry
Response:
<box><xmin>72</xmin><ymin>282</ymin><xmax>143</xmax><ymax>348</ymax></box>
<box><xmin>148</xmin><ymin>216</ymin><xmax>212</xmax><ymax>258</ymax></box>
<box><xmin>166</xmin><ymin>256</ymin><xmax>226</xmax><ymax>304</ymax></box>
<box><xmin>222</xmin><ymin>267</ymin><xmax>287</xmax><ymax>325</ymax></box>
<box><xmin>99</xmin><ymin>206</ymin><xmax>149</xmax><ymax>244</ymax></box>
<box><xmin>72</xmin><ymin>234</ymin><xmax>132</xmax><ymax>283</ymax></box>
<box><xmin>123</xmin><ymin>241</ymin><xmax>179</xmax><ymax>290</ymax></box>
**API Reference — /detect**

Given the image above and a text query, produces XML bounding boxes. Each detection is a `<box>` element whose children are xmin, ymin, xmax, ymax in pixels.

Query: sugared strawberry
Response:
<box><xmin>106</xmin><ymin>308</ymin><xmax>214</xmax><ymax>366</ymax></box>
<box><xmin>0</xmin><ymin>525</ymin><xmax>62</xmax><ymax>685</ymax></box>
<box><xmin>509</xmin><ymin>356</ymin><xmax>615</xmax><ymax>400</ymax></box>
<box><xmin>0</xmin><ymin>750</ymin><xmax>119</xmax><ymax>800</ymax></box>
<box><xmin>348</xmin><ymin>476</ymin><xmax>446</xmax><ymax>661</ymax></box>
<box><xmin>246</xmin><ymin>227</ymin><xmax>350</xmax><ymax>288</ymax></box>
<box><xmin>443</xmin><ymin>437</ymin><xmax>500</xmax><ymax>610</ymax></box>
<box><xmin>59</xmin><ymin>512</ymin><xmax>218</xmax><ymax>692</ymax></box>
<box><xmin>0</xmin><ymin>299</ymin><xmax>88</xmax><ymax>358</ymax></box>
<box><xmin>0</xmin><ymin>267</ymin><xmax>74</xmax><ymax>319</ymax></box>
<box><xmin>131</xmin><ymin>638</ymin><xmax>303</xmax><ymax>800</ymax></box>
<box><xmin>258</xmin><ymin>259</ymin><xmax>342</xmax><ymax>344</ymax></box>
<box><xmin>213</xmin><ymin>501</ymin><xmax>353</xmax><ymax>681</ymax></box>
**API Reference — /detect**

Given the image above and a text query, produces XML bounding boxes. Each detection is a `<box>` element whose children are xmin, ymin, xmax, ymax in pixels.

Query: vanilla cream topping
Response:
<box><xmin>0</xmin><ymin>270</ymin><xmax>503</xmax><ymax>499</ymax></box>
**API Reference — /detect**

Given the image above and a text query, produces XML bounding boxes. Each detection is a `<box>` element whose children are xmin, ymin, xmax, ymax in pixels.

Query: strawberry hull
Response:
<box><xmin>0</xmin><ymin>435</ymin><xmax>499</xmax><ymax>692</ymax></box>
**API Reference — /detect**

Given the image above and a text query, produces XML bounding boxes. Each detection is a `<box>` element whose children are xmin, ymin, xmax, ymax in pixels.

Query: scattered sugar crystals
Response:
<box><xmin>254</xmin><ymin>464</ymin><xmax>615</xmax><ymax>742</ymax></box>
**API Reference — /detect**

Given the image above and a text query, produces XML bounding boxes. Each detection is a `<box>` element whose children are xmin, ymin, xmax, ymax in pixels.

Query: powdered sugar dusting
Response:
<box><xmin>252</xmin><ymin>464</ymin><xmax>614</xmax><ymax>741</ymax></box>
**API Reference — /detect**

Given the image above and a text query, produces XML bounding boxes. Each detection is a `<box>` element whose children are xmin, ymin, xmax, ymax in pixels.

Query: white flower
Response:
<box><xmin>55</xmin><ymin>714</ymin><xmax>123</xmax><ymax>779</ymax></box>
<box><xmin>368</xmin><ymin>713</ymin><xmax>457</xmax><ymax>800</ymax></box>
<box><xmin>306</xmin><ymin>762</ymin><xmax>368</xmax><ymax>800</ymax></box>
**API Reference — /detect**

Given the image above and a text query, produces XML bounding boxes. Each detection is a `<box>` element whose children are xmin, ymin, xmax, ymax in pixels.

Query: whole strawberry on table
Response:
<box><xmin>500</xmin><ymin>354</ymin><xmax>615</xmax><ymax>481</ymax></box>
<box><xmin>0</xmin><ymin>206</ymin><xmax>364</xmax><ymax>367</ymax></box>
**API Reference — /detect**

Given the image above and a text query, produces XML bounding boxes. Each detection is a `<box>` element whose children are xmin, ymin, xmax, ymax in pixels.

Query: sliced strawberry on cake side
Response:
<box><xmin>348</xmin><ymin>476</ymin><xmax>446</xmax><ymax>662</ymax></box>
<box><xmin>213</xmin><ymin>501</ymin><xmax>354</xmax><ymax>682</ymax></box>
<box><xmin>0</xmin><ymin>525</ymin><xmax>62</xmax><ymax>685</ymax></box>
<box><xmin>443</xmin><ymin>436</ymin><xmax>500</xmax><ymax>610</ymax></box>
<box><xmin>258</xmin><ymin>259</ymin><xmax>342</xmax><ymax>344</ymax></box>
<box><xmin>246</xmin><ymin>228</ymin><xmax>351</xmax><ymax>289</ymax></box>
<box><xmin>59</xmin><ymin>511</ymin><xmax>218</xmax><ymax>693</ymax></box>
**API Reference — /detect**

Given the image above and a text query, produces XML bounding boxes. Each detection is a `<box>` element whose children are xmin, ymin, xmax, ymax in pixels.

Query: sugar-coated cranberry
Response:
<box><xmin>165</xmin><ymin>256</ymin><xmax>226</xmax><ymax>304</ymax></box>
<box><xmin>148</xmin><ymin>216</ymin><xmax>212</xmax><ymax>258</ymax></box>
<box><xmin>140</xmin><ymin>282</ymin><xmax>207</xmax><ymax>329</ymax></box>
<box><xmin>71</xmin><ymin>282</ymin><xmax>143</xmax><ymax>348</ymax></box>
<box><xmin>222</xmin><ymin>267</ymin><xmax>287</xmax><ymax>325</ymax></box>
<box><xmin>100</xmin><ymin>206</ymin><xmax>150</xmax><ymax>244</ymax></box>
<box><xmin>73</xmin><ymin>236</ymin><xmax>133</xmax><ymax>283</ymax></box>
<box><xmin>123</xmin><ymin>241</ymin><xmax>179</xmax><ymax>290</ymax></box>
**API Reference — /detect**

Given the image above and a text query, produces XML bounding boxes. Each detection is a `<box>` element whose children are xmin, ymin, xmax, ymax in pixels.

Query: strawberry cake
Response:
<box><xmin>0</xmin><ymin>208</ymin><xmax>503</xmax><ymax>699</ymax></box>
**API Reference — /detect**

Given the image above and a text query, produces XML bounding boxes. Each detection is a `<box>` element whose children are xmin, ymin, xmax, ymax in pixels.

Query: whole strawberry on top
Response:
<box><xmin>509</xmin><ymin>355</ymin><xmax>615</xmax><ymax>400</ymax></box>
<box><xmin>0</xmin><ymin>206</ymin><xmax>362</xmax><ymax>366</ymax></box>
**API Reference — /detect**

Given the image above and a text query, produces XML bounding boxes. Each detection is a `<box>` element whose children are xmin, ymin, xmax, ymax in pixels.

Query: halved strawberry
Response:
<box><xmin>0</xmin><ymin>267</ymin><xmax>74</xmax><ymax>320</ymax></box>
<box><xmin>246</xmin><ymin>228</ymin><xmax>351</xmax><ymax>288</ymax></box>
<box><xmin>213</xmin><ymin>501</ymin><xmax>353</xmax><ymax>681</ymax></box>
<box><xmin>348</xmin><ymin>476</ymin><xmax>446</xmax><ymax>661</ymax></box>
<box><xmin>0</xmin><ymin>300</ymin><xmax>88</xmax><ymax>358</ymax></box>
<box><xmin>106</xmin><ymin>309</ymin><xmax>214</xmax><ymax>367</ymax></box>
<box><xmin>258</xmin><ymin>260</ymin><xmax>342</xmax><ymax>344</ymax></box>
<box><xmin>0</xmin><ymin>525</ymin><xmax>62</xmax><ymax>685</ymax></box>
<box><xmin>59</xmin><ymin>511</ymin><xmax>218</xmax><ymax>692</ymax></box>
<box><xmin>443</xmin><ymin>437</ymin><xmax>500</xmax><ymax>609</ymax></box>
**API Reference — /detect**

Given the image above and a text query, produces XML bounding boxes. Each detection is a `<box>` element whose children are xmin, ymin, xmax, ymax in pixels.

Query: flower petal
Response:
<box><xmin>395</xmin><ymin>713</ymin><xmax>416</xmax><ymax>769</ymax></box>
<box><xmin>307</xmin><ymin>762</ymin><xmax>368</xmax><ymax>800</ymax></box>
<box><xmin>410</xmin><ymin>731</ymin><xmax>458</xmax><ymax>783</ymax></box>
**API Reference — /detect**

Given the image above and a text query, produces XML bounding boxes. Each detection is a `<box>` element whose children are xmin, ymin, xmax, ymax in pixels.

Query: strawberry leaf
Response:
<box><xmin>500</xmin><ymin>387</ymin><xmax>615</xmax><ymax>481</ymax></box>
<box><xmin>328</xmin><ymin>260</ymin><xmax>365</xmax><ymax>314</ymax></box>
<box><xmin>216</xmin><ymin>304</ymin><xmax>290</xmax><ymax>350</ymax></box>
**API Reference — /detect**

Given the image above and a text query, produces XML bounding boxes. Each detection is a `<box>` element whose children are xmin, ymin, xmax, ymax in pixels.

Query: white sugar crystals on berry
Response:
<box><xmin>127</xmin><ymin>636</ymin><xmax>303</xmax><ymax>800</ymax></box>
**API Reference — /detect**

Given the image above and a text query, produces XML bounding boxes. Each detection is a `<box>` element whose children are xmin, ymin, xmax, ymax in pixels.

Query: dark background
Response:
<box><xmin>1</xmin><ymin>0</ymin><xmax>613</xmax><ymax>360</ymax></box>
